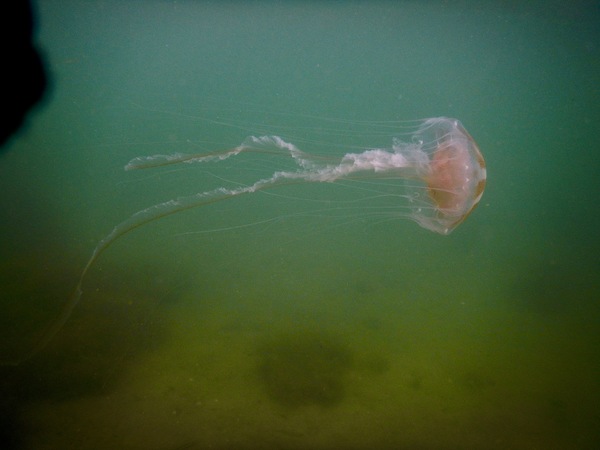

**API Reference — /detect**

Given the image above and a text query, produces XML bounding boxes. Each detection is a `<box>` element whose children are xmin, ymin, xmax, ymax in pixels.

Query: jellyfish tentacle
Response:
<box><xmin>124</xmin><ymin>146</ymin><xmax>245</xmax><ymax>170</ymax></box>
<box><xmin>124</xmin><ymin>135</ymin><xmax>316</xmax><ymax>171</ymax></box>
<box><xmin>4</xmin><ymin>137</ymin><xmax>313</xmax><ymax>364</ymax></box>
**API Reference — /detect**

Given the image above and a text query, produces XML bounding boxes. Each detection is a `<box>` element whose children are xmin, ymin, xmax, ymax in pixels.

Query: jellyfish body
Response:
<box><xmin>412</xmin><ymin>118</ymin><xmax>486</xmax><ymax>233</ymax></box>
<box><xmin>125</xmin><ymin>117</ymin><xmax>486</xmax><ymax>235</ymax></box>
<box><xmin>5</xmin><ymin>116</ymin><xmax>485</xmax><ymax>365</ymax></box>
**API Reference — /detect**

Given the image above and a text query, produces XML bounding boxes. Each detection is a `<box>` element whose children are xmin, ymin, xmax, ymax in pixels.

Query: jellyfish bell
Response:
<box><xmin>2</xmin><ymin>113</ymin><xmax>486</xmax><ymax>365</ymax></box>
<box><xmin>404</xmin><ymin>117</ymin><xmax>487</xmax><ymax>235</ymax></box>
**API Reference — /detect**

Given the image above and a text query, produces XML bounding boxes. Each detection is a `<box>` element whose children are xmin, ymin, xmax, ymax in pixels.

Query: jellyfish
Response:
<box><xmin>6</xmin><ymin>116</ymin><xmax>485</xmax><ymax>365</ymax></box>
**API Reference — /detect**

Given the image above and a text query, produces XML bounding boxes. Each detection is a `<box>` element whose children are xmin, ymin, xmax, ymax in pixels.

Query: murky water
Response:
<box><xmin>1</xmin><ymin>1</ymin><xmax>598</xmax><ymax>449</ymax></box>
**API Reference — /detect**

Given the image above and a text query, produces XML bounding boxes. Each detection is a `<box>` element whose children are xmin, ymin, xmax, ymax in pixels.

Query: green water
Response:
<box><xmin>1</xmin><ymin>1</ymin><xmax>599</xmax><ymax>449</ymax></box>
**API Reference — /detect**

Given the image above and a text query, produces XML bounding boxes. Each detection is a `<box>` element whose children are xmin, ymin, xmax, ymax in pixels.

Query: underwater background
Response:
<box><xmin>1</xmin><ymin>1</ymin><xmax>599</xmax><ymax>449</ymax></box>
